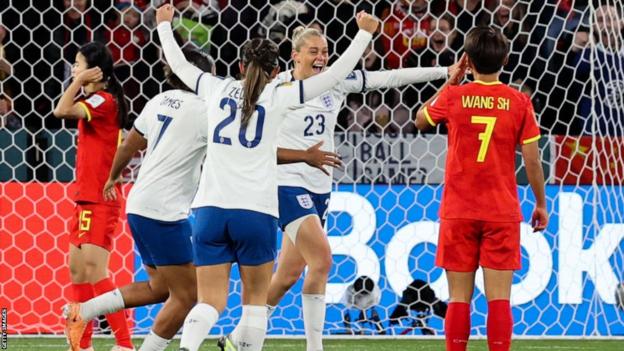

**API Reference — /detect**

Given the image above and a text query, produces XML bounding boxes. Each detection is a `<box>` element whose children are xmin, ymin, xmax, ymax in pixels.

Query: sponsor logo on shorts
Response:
<box><xmin>296</xmin><ymin>194</ymin><xmax>314</xmax><ymax>209</ymax></box>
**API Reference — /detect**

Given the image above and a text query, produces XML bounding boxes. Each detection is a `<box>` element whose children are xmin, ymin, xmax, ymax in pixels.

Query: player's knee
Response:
<box><xmin>68</xmin><ymin>264</ymin><xmax>85</xmax><ymax>282</ymax></box>
<box><xmin>308</xmin><ymin>253</ymin><xmax>332</xmax><ymax>277</ymax></box>
<box><xmin>280</xmin><ymin>267</ymin><xmax>305</xmax><ymax>288</ymax></box>
<box><xmin>82</xmin><ymin>259</ymin><xmax>107</xmax><ymax>281</ymax></box>
<box><xmin>171</xmin><ymin>288</ymin><xmax>196</xmax><ymax>308</ymax></box>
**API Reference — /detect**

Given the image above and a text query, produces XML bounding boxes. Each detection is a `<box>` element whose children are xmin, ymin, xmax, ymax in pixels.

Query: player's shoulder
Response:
<box><xmin>276</xmin><ymin>70</ymin><xmax>293</xmax><ymax>83</ymax></box>
<box><xmin>83</xmin><ymin>91</ymin><xmax>115</xmax><ymax>109</ymax></box>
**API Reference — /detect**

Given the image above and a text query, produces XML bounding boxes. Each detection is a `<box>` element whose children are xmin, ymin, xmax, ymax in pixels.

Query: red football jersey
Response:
<box><xmin>74</xmin><ymin>91</ymin><xmax>121</xmax><ymax>204</ymax></box>
<box><xmin>423</xmin><ymin>80</ymin><xmax>541</xmax><ymax>222</ymax></box>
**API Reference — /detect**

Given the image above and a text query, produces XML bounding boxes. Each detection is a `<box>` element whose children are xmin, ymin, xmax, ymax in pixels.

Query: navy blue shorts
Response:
<box><xmin>127</xmin><ymin>214</ymin><xmax>193</xmax><ymax>266</ymax></box>
<box><xmin>192</xmin><ymin>206</ymin><xmax>278</xmax><ymax>266</ymax></box>
<box><xmin>278</xmin><ymin>186</ymin><xmax>331</xmax><ymax>229</ymax></box>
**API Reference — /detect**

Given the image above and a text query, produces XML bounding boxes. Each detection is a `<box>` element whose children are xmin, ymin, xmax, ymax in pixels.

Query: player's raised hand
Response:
<box><xmin>156</xmin><ymin>4</ymin><xmax>175</xmax><ymax>25</ymax></box>
<box><xmin>448</xmin><ymin>53</ymin><xmax>468</xmax><ymax>85</ymax></box>
<box><xmin>103</xmin><ymin>178</ymin><xmax>119</xmax><ymax>202</ymax></box>
<box><xmin>356</xmin><ymin>11</ymin><xmax>379</xmax><ymax>34</ymax></box>
<box><xmin>531</xmin><ymin>206</ymin><xmax>548</xmax><ymax>232</ymax></box>
<box><xmin>305</xmin><ymin>141</ymin><xmax>342</xmax><ymax>176</ymax></box>
<box><xmin>75</xmin><ymin>67</ymin><xmax>103</xmax><ymax>85</ymax></box>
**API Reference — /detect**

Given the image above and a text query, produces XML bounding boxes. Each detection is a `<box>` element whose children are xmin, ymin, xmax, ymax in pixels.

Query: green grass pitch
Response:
<box><xmin>6</xmin><ymin>337</ymin><xmax>623</xmax><ymax>350</ymax></box>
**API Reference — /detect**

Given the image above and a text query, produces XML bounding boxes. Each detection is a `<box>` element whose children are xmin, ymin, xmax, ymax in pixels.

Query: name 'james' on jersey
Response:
<box><xmin>126</xmin><ymin>90</ymin><xmax>208</xmax><ymax>221</ymax></box>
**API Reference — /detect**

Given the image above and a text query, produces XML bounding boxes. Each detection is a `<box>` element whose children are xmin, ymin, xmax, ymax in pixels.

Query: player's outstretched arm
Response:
<box><xmin>277</xmin><ymin>141</ymin><xmax>342</xmax><ymax>175</ymax></box>
<box><xmin>155</xmin><ymin>4</ymin><xmax>205</xmax><ymax>93</ymax></box>
<box><xmin>53</xmin><ymin>67</ymin><xmax>103</xmax><ymax>120</ymax></box>
<box><xmin>103</xmin><ymin>128</ymin><xmax>147</xmax><ymax>201</ymax></box>
<box><xmin>296</xmin><ymin>11</ymin><xmax>378</xmax><ymax>103</ymax></box>
<box><xmin>359</xmin><ymin>66</ymin><xmax>448</xmax><ymax>92</ymax></box>
<box><xmin>522</xmin><ymin>141</ymin><xmax>548</xmax><ymax>232</ymax></box>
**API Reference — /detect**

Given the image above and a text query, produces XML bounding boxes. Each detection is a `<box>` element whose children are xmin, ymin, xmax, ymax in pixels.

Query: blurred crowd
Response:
<box><xmin>0</xmin><ymin>0</ymin><xmax>622</xmax><ymax>136</ymax></box>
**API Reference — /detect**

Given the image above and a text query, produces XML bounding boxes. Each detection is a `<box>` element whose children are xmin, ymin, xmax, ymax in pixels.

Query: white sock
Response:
<box><xmin>302</xmin><ymin>294</ymin><xmax>326</xmax><ymax>351</ymax></box>
<box><xmin>234</xmin><ymin>305</ymin><xmax>268</xmax><ymax>351</ymax></box>
<box><xmin>80</xmin><ymin>288</ymin><xmax>125</xmax><ymax>321</ymax></box>
<box><xmin>266</xmin><ymin>304</ymin><xmax>277</xmax><ymax>317</ymax></box>
<box><xmin>138</xmin><ymin>330</ymin><xmax>171</xmax><ymax>351</ymax></box>
<box><xmin>231</xmin><ymin>304</ymin><xmax>275</xmax><ymax>345</ymax></box>
<box><xmin>180</xmin><ymin>303</ymin><xmax>219</xmax><ymax>351</ymax></box>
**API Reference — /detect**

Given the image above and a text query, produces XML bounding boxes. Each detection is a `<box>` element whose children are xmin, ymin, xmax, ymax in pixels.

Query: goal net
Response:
<box><xmin>1</xmin><ymin>0</ymin><xmax>623</xmax><ymax>338</ymax></box>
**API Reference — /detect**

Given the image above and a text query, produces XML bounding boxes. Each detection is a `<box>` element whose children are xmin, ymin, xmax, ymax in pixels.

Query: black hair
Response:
<box><xmin>240</xmin><ymin>38</ymin><xmax>279</xmax><ymax>127</ymax></box>
<box><xmin>78</xmin><ymin>41</ymin><xmax>130</xmax><ymax>129</ymax></box>
<box><xmin>464</xmin><ymin>26</ymin><xmax>510</xmax><ymax>75</ymax></box>
<box><xmin>166</xmin><ymin>49</ymin><xmax>215</xmax><ymax>92</ymax></box>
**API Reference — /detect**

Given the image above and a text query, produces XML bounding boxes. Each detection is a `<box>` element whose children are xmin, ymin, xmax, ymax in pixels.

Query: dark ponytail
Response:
<box><xmin>106</xmin><ymin>72</ymin><xmax>130</xmax><ymax>129</ymax></box>
<box><xmin>240</xmin><ymin>39</ymin><xmax>279</xmax><ymax>127</ymax></box>
<box><xmin>78</xmin><ymin>42</ymin><xmax>130</xmax><ymax>129</ymax></box>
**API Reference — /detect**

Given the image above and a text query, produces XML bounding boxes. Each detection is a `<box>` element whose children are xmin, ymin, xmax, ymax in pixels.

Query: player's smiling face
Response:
<box><xmin>293</xmin><ymin>35</ymin><xmax>329</xmax><ymax>79</ymax></box>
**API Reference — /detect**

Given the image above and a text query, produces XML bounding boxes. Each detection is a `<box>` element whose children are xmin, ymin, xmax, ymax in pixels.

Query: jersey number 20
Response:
<box><xmin>471</xmin><ymin>116</ymin><xmax>497</xmax><ymax>163</ymax></box>
<box><xmin>214</xmin><ymin>97</ymin><xmax>265</xmax><ymax>148</ymax></box>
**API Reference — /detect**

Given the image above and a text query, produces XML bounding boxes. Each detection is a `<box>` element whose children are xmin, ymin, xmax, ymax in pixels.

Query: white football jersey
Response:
<box><xmin>126</xmin><ymin>90</ymin><xmax>208</xmax><ymax>221</ymax></box>
<box><xmin>191</xmin><ymin>74</ymin><xmax>304</xmax><ymax>217</ymax></box>
<box><xmin>276</xmin><ymin>70</ymin><xmax>366</xmax><ymax>194</ymax></box>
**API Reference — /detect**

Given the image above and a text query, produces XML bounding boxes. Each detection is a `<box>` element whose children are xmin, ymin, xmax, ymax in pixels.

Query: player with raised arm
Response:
<box><xmin>63</xmin><ymin>49</ymin><xmax>214</xmax><ymax>351</ymax></box>
<box><xmin>63</xmin><ymin>46</ymin><xmax>338</xmax><ymax>351</ymax></box>
<box><xmin>155</xmin><ymin>4</ymin><xmax>378</xmax><ymax>351</ymax></box>
<box><xmin>415</xmin><ymin>27</ymin><xmax>548</xmax><ymax>351</ymax></box>
<box><xmin>220</xmin><ymin>26</ymin><xmax>461</xmax><ymax>351</ymax></box>
<box><xmin>53</xmin><ymin>42</ymin><xmax>134</xmax><ymax>351</ymax></box>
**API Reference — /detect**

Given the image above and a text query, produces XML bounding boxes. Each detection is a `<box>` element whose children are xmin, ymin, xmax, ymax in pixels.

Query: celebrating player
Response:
<box><xmin>221</xmin><ymin>26</ymin><xmax>459</xmax><ymax>351</ymax></box>
<box><xmin>63</xmin><ymin>49</ymin><xmax>215</xmax><ymax>351</ymax></box>
<box><xmin>53</xmin><ymin>42</ymin><xmax>133</xmax><ymax>351</ymax></box>
<box><xmin>415</xmin><ymin>27</ymin><xmax>548</xmax><ymax>351</ymax></box>
<box><xmin>155</xmin><ymin>4</ymin><xmax>378</xmax><ymax>351</ymax></box>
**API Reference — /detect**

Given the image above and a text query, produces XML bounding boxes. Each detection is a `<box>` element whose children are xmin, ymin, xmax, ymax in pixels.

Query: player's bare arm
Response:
<box><xmin>103</xmin><ymin>129</ymin><xmax>147</xmax><ymax>201</ymax></box>
<box><xmin>277</xmin><ymin>141</ymin><xmax>342</xmax><ymax>175</ymax></box>
<box><xmin>53</xmin><ymin>67</ymin><xmax>103</xmax><ymax>120</ymax></box>
<box><xmin>521</xmin><ymin>141</ymin><xmax>548</xmax><ymax>232</ymax></box>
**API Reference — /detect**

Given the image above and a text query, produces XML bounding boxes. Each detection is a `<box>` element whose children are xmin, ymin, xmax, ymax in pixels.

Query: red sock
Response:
<box><xmin>71</xmin><ymin>283</ymin><xmax>94</xmax><ymax>349</ymax></box>
<box><xmin>487</xmin><ymin>300</ymin><xmax>512</xmax><ymax>351</ymax></box>
<box><xmin>445</xmin><ymin>302</ymin><xmax>470</xmax><ymax>351</ymax></box>
<box><xmin>93</xmin><ymin>278</ymin><xmax>133</xmax><ymax>349</ymax></box>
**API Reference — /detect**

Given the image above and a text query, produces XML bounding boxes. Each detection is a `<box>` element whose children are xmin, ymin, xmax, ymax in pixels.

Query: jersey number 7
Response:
<box><xmin>471</xmin><ymin>116</ymin><xmax>497</xmax><ymax>163</ymax></box>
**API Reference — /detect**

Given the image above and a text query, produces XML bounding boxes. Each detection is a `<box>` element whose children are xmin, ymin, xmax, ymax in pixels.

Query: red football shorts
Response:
<box><xmin>69</xmin><ymin>202</ymin><xmax>121</xmax><ymax>251</ymax></box>
<box><xmin>436</xmin><ymin>218</ymin><xmax>521</xmax><ymax>271</ymax></box>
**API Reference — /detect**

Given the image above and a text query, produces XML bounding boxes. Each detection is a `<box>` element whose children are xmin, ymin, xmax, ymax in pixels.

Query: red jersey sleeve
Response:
<box><xmin>78</xmin><ymin>93</ymin><xmax>110</xmax><ymax>122</ymax></box>
<box><xmin>423</xmin><ymin>85</ymin><xmax>452</xmax><ymax>127</ymax></box>
<box><xmin>518</xmin><ymin>95</ymin><xmax>541</xmax><ymax>145</ymax></box>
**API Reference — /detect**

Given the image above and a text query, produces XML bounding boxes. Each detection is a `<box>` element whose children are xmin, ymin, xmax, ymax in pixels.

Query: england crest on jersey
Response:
<box><xmin>321</xmin><ymin>94</ymin><xmax>334</xmax><ymax>109</ymax></box>
<box><xmin>296</xmin><ymin>194</ymin><xmax>314</xmax><ymax>209</ymax></box>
